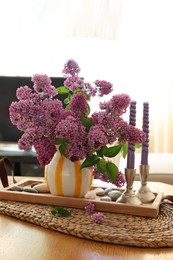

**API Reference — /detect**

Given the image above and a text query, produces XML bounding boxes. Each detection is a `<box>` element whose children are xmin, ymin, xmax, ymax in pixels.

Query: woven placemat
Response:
<box><xmin>0</xmin><ymin>200</ymin><xmax>173</xmax><ymax>248</ymax></box>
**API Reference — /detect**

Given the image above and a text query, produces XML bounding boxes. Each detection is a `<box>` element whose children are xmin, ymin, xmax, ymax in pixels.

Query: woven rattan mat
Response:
<box><xmin>0</xmin><ymin>200</ymin><xmax>173</xmax><ymax>248</ymax></box>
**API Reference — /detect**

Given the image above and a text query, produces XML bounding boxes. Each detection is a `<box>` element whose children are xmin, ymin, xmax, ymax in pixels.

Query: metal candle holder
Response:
<box><xmin>136</xmin><ymin>164</ymin><xmax>155</xmax><ymax>203</ymax></box>
<box><xmin>117</xmin><ymin>168</ymin><xmax>142</xmax><ymax>205</ymax></box>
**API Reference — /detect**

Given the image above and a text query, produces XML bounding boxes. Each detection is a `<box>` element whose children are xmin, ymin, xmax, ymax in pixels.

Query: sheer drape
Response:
<box><xmin>0</xmin><ymin>0</ymin><xmax>173</xmax><ymax>153</ymax></box>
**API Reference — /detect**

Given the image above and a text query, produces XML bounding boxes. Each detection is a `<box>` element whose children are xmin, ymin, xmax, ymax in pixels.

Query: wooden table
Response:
<box><xmin>0</xmin><ymin>178</ymin><xmax>173</xmax><ymax>260</ymax></box>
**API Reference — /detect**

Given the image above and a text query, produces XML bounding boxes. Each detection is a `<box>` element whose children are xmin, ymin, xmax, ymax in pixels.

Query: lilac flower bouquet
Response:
<box><xmin>9</xmin><ymin>59</ymin><xmax>146</xmax><ymax>186</ymax></box>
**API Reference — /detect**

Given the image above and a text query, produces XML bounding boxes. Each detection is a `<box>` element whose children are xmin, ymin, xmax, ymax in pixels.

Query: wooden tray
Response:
<box><xmin>0</xmin><ymin>178</ymin><xmax>164</xmax><ymax>218</ymax></box>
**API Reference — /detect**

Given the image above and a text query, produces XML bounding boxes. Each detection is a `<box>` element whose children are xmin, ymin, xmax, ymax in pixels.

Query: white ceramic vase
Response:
<box><xmin>45</xmin><ymin>151</ymin><xmax>93</xmax><ymax>198</ymax></box>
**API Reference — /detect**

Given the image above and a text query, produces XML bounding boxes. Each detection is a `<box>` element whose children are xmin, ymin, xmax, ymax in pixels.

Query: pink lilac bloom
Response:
<box><xmin>62</xmin><ymin>59</ymin><xmax>80</xmax><ymax>76</ymax></box>
<box><xmin>9</xmin><ymin>100</ymin><xmax>37</xmax><ymax>131</ymax></box>
<box><xmin>93</xmin><ymin>166</ymin><xmax>125</xmax><ymax>188</ymax></box>
<box><xmin>90</xmin><ymin>112</ymin><xmax>121</xmax><ymax>144</ymax></box>
<box><xmin>55</xmin><ymin>115</ymin><xmax>86</xmax><ymax>142</ymax></box>
<box><xmin>94</xmin><ymin>80</ymin><xmax>113</xmax><ymax>97</ymax></box>
<box><xmin>90</xmin><ymin>111</ymin><xmax>109</xmax><ymax>126</ymax></box>
<box><xmin>16</xmin><ymin>86</ymin><xmax>32</xmax><ymax>100</ymax></box>
<box><xmin>118</xmin><ymin>120</ymin><xmax>146</xmax><ymax>144</ymax></box>
<box><xmin>9</xmin><ymin>58</ymin><xmax>146</xmax><ymax>181</ymax></box>
<box><xmin>69</xmin><ymin>92</ymin><xmax>88</xmax><ymax>116</ymax></box>
<box><xmin>84</xmin><ymin>201</ymin><xmax>95</xmax><ymax>214</ymax></box>
<box><xmin>18</xmin><ymin>131</ymin><xmax>35</xmax><ymax>150</ymax></box>
<box><xmin>18</xmin><ymin>127</ymin><xmax>46</xmax><ymax>150</ymax></box>
<box><xmin>58</xmin><ymin>109</ymin><xmax>74</xmax><ymax>121</ymax></box>
<box><xmin>41</xmin><ymin>99</ymin><xmax>63</xmax><ymax>134</ymax></box>
<box><xmin>83</xmin><ymin>82</ymin><xmax>97</xmax><ymax>97</ymax></box>
<box><xmin>100</xmin><ymin>94</ymin><xmax>131</xmax><ymax>116</ymax></box>
<box><xmin>32</xmin><ymin>74</ymin><xmax>57</xmax><ymax>97</ymax></box>
<box><xmin>64</xmin><ymin>76</ymin><xmax>84</xmax><ymax>91</ymax></box>
<box><xmin>88</xmin><ymin>125</ymin><xmax>108</xmax><ymax>150</ymax></box>
<box><xmin>113</xmin><ymin>171</ymin><xmax>126</xmax><ymax>187</ymax></box>
<box><xmin>91</xmin><ymin>212</ymin><xmax>105</xmax><ymax>224</ymax></box>
<box><xmin>66</xmin><ymin>141</ymin><xmax>92</xmax><ymax>161</ymax></box>
<box><xmin>34</xmin><ymin>138</ymin><xmax>57</xmax><ymax>166</ymax></box>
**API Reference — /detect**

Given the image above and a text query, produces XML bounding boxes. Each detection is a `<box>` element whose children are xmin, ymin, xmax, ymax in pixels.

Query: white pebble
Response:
<box><xmin>84</xmin><ymin>190</ymin><xmax>96</xmax><ymax>199</ymax></box>
<box><xmin>100</xmin><ymin>196</ymin><xmax>112</xmax><ymax>201</ymax></box>
<box><xmin>94</xmin><ymin>187</ymin><xmax>105</xmax><ymax>196</ymax></box>
<box><xmin>33</xmin><ymin>183</ymin><xmax>50</xmax><ymax>193</ymax></box>
<box><xmin>108</xmin><ymin>190</ymin><xmax>122</xmax><ymax>201</ymax></box>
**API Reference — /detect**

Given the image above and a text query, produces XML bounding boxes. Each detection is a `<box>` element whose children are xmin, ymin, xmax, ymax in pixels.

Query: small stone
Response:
<box><xmin>33</xmin><ymin>183</ymin><xmax>50</xmax><ymax>193</ymax></box>
<box><xmin>9</xmin><ymin>186</ymin><xmax>23</xmax><ymax>192</ymax></box>
<box><xmin>23</xmin><ymin>187</ymin><xmax>38</xmax><ymax>193</ymax></box>
<box><xmin>100</xmin><ymin>196</ymin><xmax>112</xmax><ymax>201</ymax></box>
<box><xmin>31</xmin><ymin>182</ymin><xmax>42</xmax><ymax>188</ymax></box>
<box><xmin>108</xmin><ymin>190</ymin><xmax>122</xmax><ymax>201</ymax></box>
<box><xmin>84</xmin><ymin>190</ymin><xmax>96</xmax><ymax>199</ymax></box>
<box><xmin>105</xmin><ymin>188</ymin><xmax>112</xmax><ymax>194</ymax></box>
<box><xmin>95</xmin><ymin>187</ymin><xmax>105</xmax><ymax>196</ymax></box>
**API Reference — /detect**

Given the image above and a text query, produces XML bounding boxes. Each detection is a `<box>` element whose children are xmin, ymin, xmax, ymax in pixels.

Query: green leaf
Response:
<box><xmin>64</xmin><ymin>97</ymin><xmax>70</xmax><ymax>104</ymax></box>
<box><xmin>102</xmin><ymin>145</ymin><xmax>122</xmax><ymax>158</ymax></box>
<box><xmin>59</xmin><ymin>143</ymin><xmax>68</xmax><ymax>156</ymax></box>
<box><xmin>80</xmin><ymin>117</ymin><xmax>94</xmax><ymax>129</ymax></box>
<box><xmin>87</xmin><ymin>104</ymin><xmax>91</xmax><ymax>115</ymax></box>
<box><xmin>97</xmin><ymin>159</ymin><xmax>107</xmax><ymax>174</ymax></box>
<box><xmin>106</xmin><ymin>162</ymin><xmax>118</xmax><ymax>182</ymax></box>
<box><xmin>121</xmin><ymin>142</ymin><xmax>128</xmax><ymax>159</ymax></box>
<box><xmin>80</xmin><ymin>155</ymin><xmax>100</xmax><ymax>169</ymax></box>
<box><xmin>57</xmin><ymin>86</ymin><xmax>70</xmax><ymax>94</ymax></box>
<box><xmin>65</xmin><ymin>104</ymin><xmax>70</xmax><ymax>110</ymax></box>
<box><xmin>96</xmin><ymin>147</ymin><xmax>105</xmax><ymax>157</ymax></box>
<box><xmin>56</xmin><ymin>138</ymin><xmax>65</xmax><ymax>145</ymax></box>
<box><xmin>73</xmin><ymin>88</ymin><xmax>83</xmax><ymax>94</ymax></box>
<box><xmin>51</xmin><ymin>206</ymin><xmax>71</xmax><ymax>217</ymax></box>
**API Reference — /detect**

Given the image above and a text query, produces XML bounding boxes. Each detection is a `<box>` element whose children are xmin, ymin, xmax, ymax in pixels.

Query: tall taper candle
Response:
<box><xmin>141</xmin><ymin>102</ymin><xmax>149</xmax><ymax>165</ymax></box>
<box><xmin>127</xmin><ymin>101</ymin><xmax>136</xmax><ymax>169</ymax></box>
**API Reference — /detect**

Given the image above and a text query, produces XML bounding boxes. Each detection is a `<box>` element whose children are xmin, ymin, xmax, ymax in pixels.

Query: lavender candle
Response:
<box><xmin>127</xmin><ymin>101</ymin><xmax>136</xmax><ymax>169</ymax></box>
<box><xmin>141</xmin><ymin>102</ymin><xmax>149</xmax><ymax>165</ymax></box>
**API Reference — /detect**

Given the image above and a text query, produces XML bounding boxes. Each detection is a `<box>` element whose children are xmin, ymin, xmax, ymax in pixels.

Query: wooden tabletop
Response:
<box><xmin>0</xmin><ymin>178</ymin><xmax>173</xmax><ymax>260</ymax></box>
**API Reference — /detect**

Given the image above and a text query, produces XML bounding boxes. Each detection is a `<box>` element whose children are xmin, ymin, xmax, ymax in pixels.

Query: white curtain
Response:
<box><xmin>0</xmin><ymin>0</ymin><xmax>173</xmax><ymax>153</ymax></box>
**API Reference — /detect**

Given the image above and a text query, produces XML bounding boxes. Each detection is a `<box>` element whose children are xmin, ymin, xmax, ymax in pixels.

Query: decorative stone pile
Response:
<box><xmin>85</xmin><ymin>187</ymin><xmax>123</xmax><ymax>202</ymax></box>
<box><xmin>9</xmin><ymin>182</ymin><xmax>124</xmax><ymax>203</ymax></box>
<box><xmin>9</xmin><ymin>182</ymin><xmax>50</xmax><ymax>193</ymax></box>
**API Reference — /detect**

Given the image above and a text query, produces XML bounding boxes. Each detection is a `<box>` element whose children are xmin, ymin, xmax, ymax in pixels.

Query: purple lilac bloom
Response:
<box><xmin>90</xmin><ymin>112</ymin><xmax>121</xmax><ymax>144</ymax></box>
<box><xmin>34</xmin><ymin>138</ymin><xmax>57</xmax><ymax>166</ymax></box>
<box><xmin>32</xmin><ymin>74</ymin><xmax>57</xmax><ymax>97</ymax></box>
<box><xmin>94</xmin><ymin>80</ymin><xmax>113</xmax><ymax>97</ymax></box>
<box><xmin>55</xmin><ymin>115</ymin><xmax>86</xmax><ymax>142</ymax></box>
<box><xmin>41</xmin><ymin>99</ymin><xmax>64</xmax><ymax>134</ymax></box>
<box><xmin>32</xmin><ymin>74</ymin><xmax>51</xmax><ymax>90</ymax></box>
<box><xmin>91</xmin><ymin>212</ymin><xmax>105</xmax><ymax>224</ymax></box>
<box><xmin>83</xmin><ymin>83</ymin><xmax>97</xmax><ymax>97</ymax></box>
<box><xmin>9</xmin><ymin>100</ymin><xmax>37</xmax><ymax>131</ymax></box>
<box><xmin>18</xmin><ymin>131</ymin><xmax>35</xmax><ymax>150</ymax></box>
<box><xmin>58</xmin><ymin>109</ymin><xmax>74</xmax><ymax>121</ymax></box>
<box><xmin>100</xmin><ymin>94</ymin><xmax>131</xmax><ymax>116</ymax></box>
<box><xmin>9</xmin><ymin>58</ymin><xmax>146</xmax><ymax>173</ymax></box>
<box><xmin>66</xmin><ymin>142</ymin><xmax>92</xmax><ymax>161</ymax></box>
<box><xmin>62</xmin><ymin>59</ymin><xmax>80</xmax><ymax>76</ymax></box>
<box><xmin>69</xmin><ymin>92</ymin><xmax>88</xmax><ymax>116</ymax></box>
<box><xmin>84</xmin><ymin>201</ymin><xmax>95</xmax><ymax>214</ymax></box>
<box><xmin>93</xmin><ymin>166</ymin><xmax>125</xmax><ymax>188</ymax></box>
<box><xmin>64</xmin><ymin>76</ymin><xmax>84</xmax><ymax>91</ymax></box>
<box><xmin>118</xmin><ymin>121</ymin><xmax>146</xmax><ymax>144</ymax></box>
<box><xmin>16</xmin><ymin>86</ymin><xmax>32</xmax><ymax>100</ymax></box>
<box><xmin>114</xmin><ymin>171</ymin><xmax>126</xmax><ymax>187</ymax></box>
<box><xmin>88</xmin><ymin>125</ymin><xmax>108</xmax><ymax>150</ymax></box>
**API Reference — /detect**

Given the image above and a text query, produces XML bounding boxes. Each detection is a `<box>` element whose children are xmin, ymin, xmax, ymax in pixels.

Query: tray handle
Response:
<box><xmin>0</xmin><ymin>157</ymin><xmax>17</xmax><ymax>187</ymax></box>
